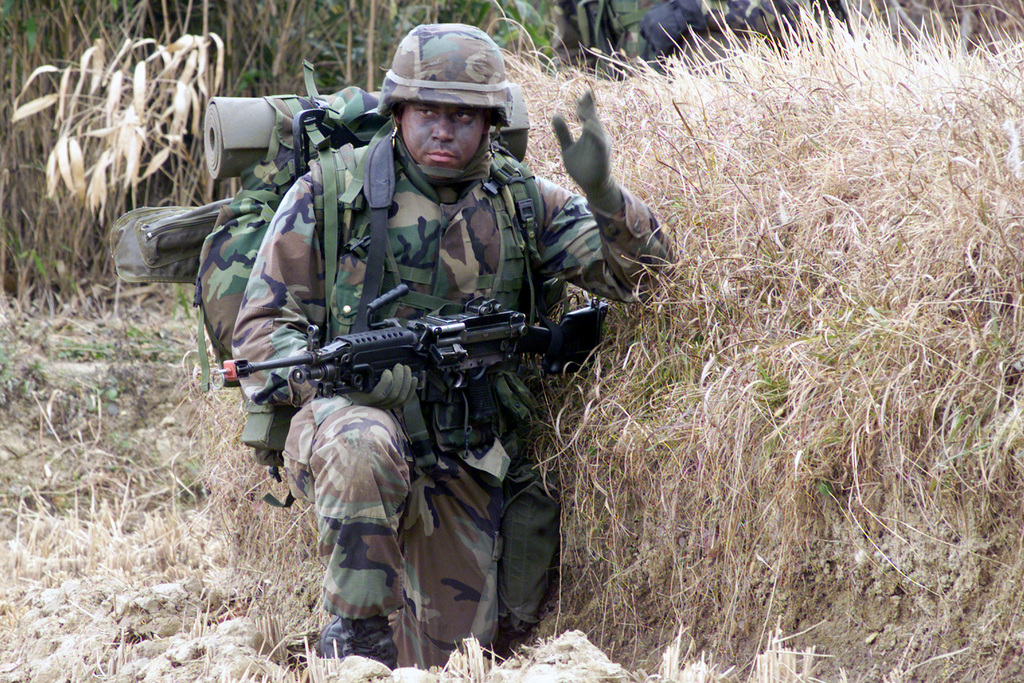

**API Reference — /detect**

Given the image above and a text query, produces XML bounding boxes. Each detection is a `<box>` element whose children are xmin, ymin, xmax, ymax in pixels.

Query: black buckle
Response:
<box><xmin>292</xmin><ymin>107</ymin><xmax>327</xmax><ymax>177</ymax></box>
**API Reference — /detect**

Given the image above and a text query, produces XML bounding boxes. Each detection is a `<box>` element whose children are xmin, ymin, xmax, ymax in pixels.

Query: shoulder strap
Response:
<box><xmin>492</xmin><ymin>151</ymin><xmax>568</xmax><ymax>362</ymax></box>
<box><xmin>302</xmin><ymin>60</ymin><xmax>321</xmax><ymax>99</ymax></box>
<box><xmin>491</xmin><ymin>152</ymin><xmax>546</xmax><ymax>319</ymax></box>
<box><xmin>320</xmin><ymin>150</ymin><xmax>341</xmax><ymax>335</ymax></box>
<box><xmin>352</xmin><ymin>135</ymin><xmax>396</xmax><ymax>332</ymax></box>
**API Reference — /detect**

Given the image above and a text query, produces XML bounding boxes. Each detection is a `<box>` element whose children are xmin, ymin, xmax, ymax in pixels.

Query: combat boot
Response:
<box><xmin>318</xmin><ymin>614</ymin><xmax>398</xmax><ymax>668</ymax></box>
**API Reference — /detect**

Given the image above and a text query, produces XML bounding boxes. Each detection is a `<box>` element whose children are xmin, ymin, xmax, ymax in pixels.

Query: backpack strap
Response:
<box><xmin>490</xmin><ymin>152</ymin><xmax>548</xmax><ymax>321</ymax></box>
<box><xmin>302</xmin><ymin>60</ymin><xmax>322</xmax><ymax>100</ymax></box>
<box><xmin>353</xmin><ymin>134</ymin><xmax>396</xmax><ymax>333</ymax></box>
<box><xmin>492</xmin><ymin>151</ymin><xmax>569</xmax><ymax>365</ymax></box>
<box><xmin>346</xmin><ymin>134</ymin><xmax>435</xmax><ymax>468</ymax></box>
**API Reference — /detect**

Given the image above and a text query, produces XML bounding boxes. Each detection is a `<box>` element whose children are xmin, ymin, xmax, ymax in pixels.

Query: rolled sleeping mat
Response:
<box><xmin>204</xmin><ymin>97</ymin><xmax>278</xmax><ymax>180</ymax></box>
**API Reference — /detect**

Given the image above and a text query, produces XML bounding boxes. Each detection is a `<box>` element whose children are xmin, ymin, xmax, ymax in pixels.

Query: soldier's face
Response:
<box><xmin>396</xmin><ymin>103</ymin><xmax>489</xmax><ymax>171</ymax></box>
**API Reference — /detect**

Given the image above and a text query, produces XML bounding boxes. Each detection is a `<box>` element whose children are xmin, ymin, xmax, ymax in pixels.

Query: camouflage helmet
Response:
<box><xmin>378</xmin><ymin>23</ymin><xmax>512</xmax><ymax>126</ymax></box>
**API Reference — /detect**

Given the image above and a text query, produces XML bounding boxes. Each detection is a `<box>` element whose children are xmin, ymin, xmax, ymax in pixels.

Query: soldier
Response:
<box><xmin>232</xmin><ymin>23</ymin><xmax>673</xmax><ymax>669</ymax></box>
<box><xmin>552</xmin><ymin>0</ymin><xmax>850</xmax><ymax>71</ymax></box>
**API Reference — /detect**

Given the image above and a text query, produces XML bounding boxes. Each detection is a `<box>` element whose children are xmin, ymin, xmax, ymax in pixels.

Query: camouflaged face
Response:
<box><xmin>378</xmin><ymin>23</ymin><xmax>511</xmax><ymax>125</ymax></box>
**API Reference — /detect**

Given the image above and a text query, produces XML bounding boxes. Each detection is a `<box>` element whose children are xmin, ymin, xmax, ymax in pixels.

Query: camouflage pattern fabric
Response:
<box><xmin>197</xmin><ymin>87</ymin><xmax>383</xmax><ymax>362</ymax></box>
<box><xmin>233</xmin><ymin>22</ymin><xmax>673</xmax><ymax>664</ymax></box>
<box><xmin>284</xmin><ymin>396</ymin><xmax>504</xmax><ymax>668</ymax></box>
<box><xmin>378</xmin><ymin>23</ymin><xmax>512</xmax><ymax>125</ymax></box>
<box><xmin>234</xmin><ymin>139</ymin><xmax>672</xmax><ymax>408</ymax></box>
<box><xmin>553</xmin><ymin>0</ymin><xmax>659</xmax><ymax>69</ymax></box>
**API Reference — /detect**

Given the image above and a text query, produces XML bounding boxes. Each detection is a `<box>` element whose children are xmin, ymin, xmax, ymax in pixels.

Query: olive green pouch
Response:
<box><xmin>110</xmin><ymin>200</ymin><xmax>230</xmax><ymax>283</ymax></box>
<box><xmin>498</xmin><ymin>457</ymin><xmax>561</xmax><ymax>631</ymax></box>
<box><xmin>241</xmin><ymin>401</ymin><xmax>299</xmax><ymax>466</ymax></box>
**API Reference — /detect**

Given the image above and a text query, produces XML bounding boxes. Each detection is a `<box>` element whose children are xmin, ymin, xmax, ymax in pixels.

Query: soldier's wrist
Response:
<box><xmin>586</xmin><ymin>182</ymin><xmax>624</xmax><ymax>216</ymax></box>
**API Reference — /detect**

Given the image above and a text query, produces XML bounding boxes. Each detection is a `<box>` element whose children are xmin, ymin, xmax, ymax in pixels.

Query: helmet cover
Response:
<box><xmin>378</xmin><ymin>23</ymin><xmax>511</xmax><ymax>126</ymax></box>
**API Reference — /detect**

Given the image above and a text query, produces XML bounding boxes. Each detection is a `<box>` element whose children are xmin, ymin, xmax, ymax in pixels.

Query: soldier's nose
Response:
<box><xmin>432</xmin><ymin>118</ymin><xmax>455</xmax><ymax>139</ymax></box>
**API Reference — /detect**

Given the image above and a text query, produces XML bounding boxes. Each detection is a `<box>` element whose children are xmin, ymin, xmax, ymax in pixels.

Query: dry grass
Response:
<box><xmin>13</xmin><ymin>33</ymin><xmax>224</xmax><ymax>214</ymax></box>
<box><xmin>501</xmin><ymin>11</ymin><xmax>1024</xmax><ymax>679</ymax></box>
<box><xmin>189</xmin><ymin>10</ymin><xmax>1024</xmax><ymax>677</ymax></box>
<box><xmin>181</xmin><ymin>12</ymin><xmax>1024</xmax><ymax>680</ymax></box>
<box><xmin>191</xmin><ymin>384</ymin><xmax>324</xmax><ymax>636</ymax></box>
<box><xmin>9</xmin><ymin>3</ymin><xmax>1024</xmax><ymax>680</ymax></box>
<box><xmin>1</xmin><ymin>0</ymin><xmax>547</xmax><ymax>304</ymax></box>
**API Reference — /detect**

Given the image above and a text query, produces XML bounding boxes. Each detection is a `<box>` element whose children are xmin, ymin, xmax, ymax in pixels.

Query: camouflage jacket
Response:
<box><xmin>232</xmin><ymin>137</ymin><xmax>673</xmax><ymax>451</ymax></box>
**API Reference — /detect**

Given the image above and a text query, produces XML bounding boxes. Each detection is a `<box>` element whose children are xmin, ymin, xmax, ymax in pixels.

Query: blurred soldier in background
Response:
<box><xmin>552</xmin><ymin>0</ymin><xmax>851</xmax><ymax>71</ymax></box>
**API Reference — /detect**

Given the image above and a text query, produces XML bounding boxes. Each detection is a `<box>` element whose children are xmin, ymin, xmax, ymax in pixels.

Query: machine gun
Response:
<box><xmin>218</xmin><ymin>285</ymin><xmax>608</xmax><ymax>398</ymax></box>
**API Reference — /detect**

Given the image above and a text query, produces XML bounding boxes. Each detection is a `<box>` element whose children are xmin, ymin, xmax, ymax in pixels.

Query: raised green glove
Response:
<box><xmin>551</xmin><ymin>90</ymin><xmax>624</xmax><ymax>215</ymax></box>
<box><xmin>348</xmin><ymin>364</ymin><xmax>418</xmax><ymax>410</ymax></box>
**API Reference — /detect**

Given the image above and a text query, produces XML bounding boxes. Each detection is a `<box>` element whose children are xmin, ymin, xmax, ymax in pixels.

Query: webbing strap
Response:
<box><xmin>402</xmin><ymin>397</ymin><xmax>437</xmax><ymax>470</ymax></box>
<box><xmin>321</xmin><ymin>149</ymin><xmax>341</xmax><ymax>335</ymax></box>
<box><xmin>353</xmin><ymin>136</ymin><xmax>395</xmax><ymax>332</ymax></box>
<box><xmin>400</xmin><ymin>289</ymin><xmax>454</xmax><ymax>314</ymax></box>
<box><xmin>498</xmin><ymin>156</ymin><xmax>548</xmax><ymax>322</ymax></box>
<box><xmin>197</xmin><ymin>312</ymin><xmax>211</xmax><ymax>391</ymax></box>
<box><xmin>263</xmin><ymin>490</ymin><xmax>296</xmax><ymax>508</ymax></box>
<box><xmin>302</xmin><ymin>60</ymin><xmax>321</xmax><ymax>99</ymax></box>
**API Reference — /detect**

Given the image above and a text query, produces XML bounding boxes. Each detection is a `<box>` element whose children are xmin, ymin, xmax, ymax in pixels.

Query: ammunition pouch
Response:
<box><xmin>425</xmin><ymin>372</ymin><xmax>502</xmax><ymax>454</ymax></box>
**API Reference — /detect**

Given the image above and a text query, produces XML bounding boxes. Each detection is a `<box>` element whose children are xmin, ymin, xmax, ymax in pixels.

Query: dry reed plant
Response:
<box><xmin>506</xmin><ymin>10</ymin><xmax>1024</xmax><ymax>679</ymax></box>
<box><xmin>13</xmin><ymin>32</ymin><xmax>223</xmax><ymax>214</ymax></box>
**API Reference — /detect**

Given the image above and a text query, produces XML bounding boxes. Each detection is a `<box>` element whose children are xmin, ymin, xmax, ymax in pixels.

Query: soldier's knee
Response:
<box><xmin>308</xmin><ymin>403</ymin><xmax>412</xmax><ymax>492</ymax></box>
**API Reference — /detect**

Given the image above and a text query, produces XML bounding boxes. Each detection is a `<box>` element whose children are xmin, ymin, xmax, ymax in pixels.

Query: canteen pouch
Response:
<box><xmin>241</xmin><ymin>401</ymin><xmax>299</xmax><ymax>467</ymax></box>
<box><xmin>498</xmin><ymin>456</ymin><xmax>561</xmax><ymax>630</ymax></box>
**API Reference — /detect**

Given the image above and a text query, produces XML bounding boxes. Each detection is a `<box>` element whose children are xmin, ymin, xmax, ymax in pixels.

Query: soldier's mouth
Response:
<box><xmin>425</xmin><ymin>150</ymin><xmax>457</xmax><ymax>165</ymax></box>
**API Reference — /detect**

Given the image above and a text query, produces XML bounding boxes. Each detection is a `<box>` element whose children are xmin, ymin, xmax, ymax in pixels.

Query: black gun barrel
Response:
<box><xmin>229</xmin><ymin>352</ymin><xmax>316</xmax><ymax>379</ymax></box>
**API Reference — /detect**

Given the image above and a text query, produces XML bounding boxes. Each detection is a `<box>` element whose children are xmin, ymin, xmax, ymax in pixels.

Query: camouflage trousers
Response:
<box><xmin>284</xmin><ymin>396</ymin><xmax>503</xmax><ymax>669</ymax></box>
